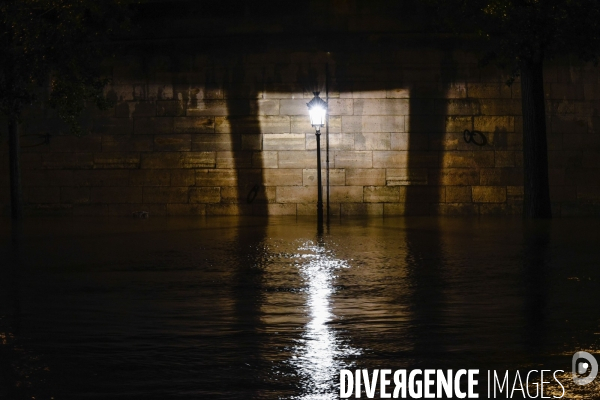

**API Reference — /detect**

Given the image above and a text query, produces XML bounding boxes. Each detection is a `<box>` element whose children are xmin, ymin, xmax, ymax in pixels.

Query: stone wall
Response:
<box><xmin>1</xmin><ymin>43</ymin><xmax>600</xmax><ymax>217</ymax></box>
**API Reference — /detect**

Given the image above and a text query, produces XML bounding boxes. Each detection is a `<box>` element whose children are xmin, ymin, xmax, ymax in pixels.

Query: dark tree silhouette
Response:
<box><xmin>428</xmin><ymin>0</ymin><xmax>600</xmax><ymax>218</ymax></box>
<box><xmin>0</xmin><ymin>0</ymin><xmax>132</xmax><ymax>219</ymax></box>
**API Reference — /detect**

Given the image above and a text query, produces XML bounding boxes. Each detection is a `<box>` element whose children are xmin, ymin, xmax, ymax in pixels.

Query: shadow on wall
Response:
<box><xmin>223</xmin><ymin>58</ymin><xmax>268</xmax><ymax>216</ymax></box>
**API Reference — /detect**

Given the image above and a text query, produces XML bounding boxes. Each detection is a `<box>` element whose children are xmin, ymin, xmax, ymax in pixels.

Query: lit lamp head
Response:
<box><xmin>306</xmin><ymin>91</ymin><xmax>327</xmax><ymax>133</ymax></box>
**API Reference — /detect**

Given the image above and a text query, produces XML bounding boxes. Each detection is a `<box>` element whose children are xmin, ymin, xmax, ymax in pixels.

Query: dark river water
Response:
<box><xmin>1</xmin><ymin>216</ymin><xmax>600</xmax><ymax>399</ymax></box>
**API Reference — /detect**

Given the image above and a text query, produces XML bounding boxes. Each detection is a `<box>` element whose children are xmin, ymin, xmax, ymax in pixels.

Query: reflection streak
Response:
<box><xmin>290</xmin><ymin>241</ymin><xmax>360</xmax><ymax>400</ymax></box>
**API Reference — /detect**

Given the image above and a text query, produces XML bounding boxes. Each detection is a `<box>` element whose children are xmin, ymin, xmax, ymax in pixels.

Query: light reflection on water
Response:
<box><xmin>0</xmin><ymin>217</ymin><xmax>600</xmax><ymax>399</ymax></box>
<box><xmin>289</xmin><ymin>241</ymin><xmax>360</xmax><ymax>399</ymax></box>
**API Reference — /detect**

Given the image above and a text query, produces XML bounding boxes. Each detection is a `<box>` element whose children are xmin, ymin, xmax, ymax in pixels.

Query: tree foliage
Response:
<box><xmin>430</xmin><ymin>0</ymin><xmax>600</xmax><ymax>78</ymax></box>
<box><xmin>0</xmin><ymin>0</ymin><xmax>132</xmax><ymax>134</ymax></box>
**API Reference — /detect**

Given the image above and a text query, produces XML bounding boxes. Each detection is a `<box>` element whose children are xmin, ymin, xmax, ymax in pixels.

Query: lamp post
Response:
<box><xmin>307</xmin><ymin>92</ymin><xmax>327</xmax><ymax>228</ymax></box>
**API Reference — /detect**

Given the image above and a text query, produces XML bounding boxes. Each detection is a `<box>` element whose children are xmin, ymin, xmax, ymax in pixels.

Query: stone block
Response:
<box><xmin>131</xmin><ymin>102</ymin><xmax>157</xmax><ymax>117</ymax></box>
<box><xmin>351</xmin><ymin>86</ymin><xmax>387</xmax><ymax>98</ymax></box>
<box><xmin>215</xmin><ymin>116</ymin><xmax>290</xmax><ymax>134</ymax></box>
<box><xmin>334</xmin><ymin>151</ymin><xmax>372</xmax><ymax>168</ymax></box>
<box><xmin>263</xmin><ymin>133</ymin><xmax>306</xmax><ymax>150</ymax></box>
<box><xmin>548</xmin><ymin>100</ymin><xmax>575</xmax><ymax>115</ymax></box>
<box><xmin>386</xmin><ymin>88</ymin><xmax>410</xmax><ymax>98</ymax></box>
<box><xmin>341</xmin><ymin>203</ymin><xmax>384</xmax><ymax>216</ymax></box>
<box><xmin>330</xmin><ymin>186</ymin><xmax>363</xmax><ymax>202</ymax></box>
<box><xmin>306</xmin><ymin>133</ymin><xmax>353</xmax><ymax>151</ymax></box>
<box><xmin>195</xmin><ymin>169</ymin><xmax>237</xmax><ymax>187</ymax></box>
<box><xmin>474</xmin><ymin>116</ymin><xmax>514</xmax><ymax>132</ymax></box>
<box><xmin>404</xmin><ymin>186</ymin><xmax>444</xmax><ymax>203</ymax></box>
<box><xmin>345</xmin><ymin>168</ymin><xmax>385</xmax><ymax>186</ymax></box>
<box><xmin>143</xmin><ymin>187</ymin><xmax>189</xmax><ymax>203</ymax></box>
<box><xmin>186</xmin><ymin>100</ymin><xmax>228</xmax><ymax>116</ymax></box>
<box><xmin>383</xmin><ymin>203</ymin><xmax>406</xmax><ymax>215</ymax></box>
<box><xmin>72</xmin><ymin>170</ymin><xmax>129</xmax><ymax>187</ymax></box>
<box><xmin>129</xmin><ymin>170</ymin><xmax>171</xmax><ymax>186</ymax></box>
<box><xmin>480</xmin><ymin>168</ymin><xmax>523</xmax><ymax>185</ymax></box>
<box><xmin>364</xmin><ymin>186</ymin><xmax>399</xmax><ymax>202</ymax></box>
<box><xmin>42</xmin><ymin>153</ymin><xmax>94</xmax><ymax>169</ymax></box>
<box><xmin>279</xmin><ymin>99</ymin><xmax>309</xmax><ymax>115</ymax></box>
<box><xmin>141</xmin><ymin>152</ymin><xmax>215</xmax><ymax>169</ymax></box>
<box><xmin>90</xmin><ymin>118</ymin><xmax>133</xmax><ymax>135</ymax></box>
<box><xmin>93</xmin><ymin>153</ymin><xmax>140</xmax><ymax>169</ymax></box>
<box><xmin>354</xmin><ymin>133</ymin><xmax>390</xmax><ymax>150</ymax></box>
<box><xmin>174</xmin><ymin>117</ymin><xmax>215</xmax><ymax>133</ymax></box>
<box><xmin>262</xmin><ymin>83</ymin><xmax>302</xmax><ymax>99</ymax></box>
<box><xmin>472</xmin><ymin>186</ymin><xmax>506</xmax><ymax>203</ymax></box>
<box><xmin>189</xmin><ymin>187</ymin><xmax>221</xmax><ymax>203</ymax></box>
<box><xmin>276</xmin><ymin>186</ymin><xmax>318</xmax><ymax>203</ymax></box>
<box><xmin>90</xmin><ymin>187</ymin><xmax>142</xmax><ymax>203</ymax></box>
<box><xmin>342</xmin><ymin>116</ymin><xmax>405</xmax><ymax>133</ymax></box>
<box><xmin>154</xmin><ymin>135</ymin><xmax>192</xmax><ymax>151</ymax></box>
<box><xmin>439</xmin><ymin>203</ymin><xmax>479</xmax><ymax>215</ymax></box>
<box><xmin>192</xmin><ymin>134</ymin><xmax>241</xmax><ymax>151</ymax></box>
<box><xmin>254</xmin><ymin>151</ymin><xmax>278</xmax><ymax>168</ymax></box>
<box><xmin>390</xmin><ymin>132</ymin><xmax>410</xmax><ymax>150</ymax></box>
<box><xmin>352</xmin><ymin>99</ymin><xmax>409</xmax><ymax>116</ymax></box>
<box><xmin>551</xmin><ymin>115</ymin><xmax>588</xmax><ymax>134</ymax></box>
<box><xmin>442</xmin><ymin>151</ymin><xmax>494</xmax><ymax>168</ymax></box>
<box><xmin>431</xmin><ymin>168</ymin><xmax>479</xmax><ymax>186</ymax></box>
<box><xmin>22</xmin><ymin>135</ymin><xmax>102</xmax><ymax>153</ymax></box>
<box><xmin>263</xmin><ymin>169</ymin><xmax>303</xmax><ymax>186</ymax></box>
<box><xmin>134</xmin><ymin>117</ymin><xmax>174</xmax><ymax>135</ymax></box>
<box><xmin>279</xmin><ymin>151</ymin><xmax>326</xmax><ymax>169</ymax></box>
<box><xmin>102</xmin><ymin>135</ymin><xmax>154</xmax><ymax>152</ymax></box>
<box><xmin>220</xmin><ymin>186</ymin><xmax>276</xmax><ymax>204</ymax></box>
<box><xmin>303</xmin><ymin>169</ymin><xmax>346</xmax><ymax>186</ymax></box>
<box><xmin>429</xmin><ymin>133</ymin><xmax>472</xmax><ymax>151</ymax></box>
<box><xmin>446</xmin><ymin>186</ymin><xmax>472</xmax><ymax>202</ymax></box>
<box><xmin>506</xmin><ymin>186</ymin><xmax>524</xmax><ymax>201</ymax></box>
<box><xmin>404</xmin><ymin>115</ymin><xmax>447</xmax><ymax>133</ymax></box>
<box><xmin>215</xmin><ymin>151</ymin><xmax>252</xmax><ymax>169</ymax></box>
<box><xmin>254</xmin><ymin>100</ymin><xmax>280</xmax><ymax>115</ymax></box>
<box><xmin>445</xmin><ymin>99</ymin><xmax>481</xmax><ymax>116</ymax></box>
<box><xmin>170</xmin><ymin>170</ymin><xmax>195</xmax><ymax>186</ymax></box>
<box><xmin>373</xmin><ymin>151</ymin><xmax>408</xmax><ymax>168</ymax></box>
<box><xmin>385</xmin><ymin>168</ymin><xmax>428</xmax><ymax>186</ymax></box>
<box><xmin>328</xmin><ymin>99</ymin><xmax>353</xmax><ymax>115</ymax></box>
<box><xmin>242</xmin><ymin>134</ymin><xmax>262</xmax><ymax>150</ymax></box>
<box><xmin>445</xmin><ymin>116</ymin><xmax>473</xmax><ymax>133</ymax></box>
<box><xmin>479</xmin><ymin>100</ymin><xmax>522</xmax><ymax>116</ymax></box>
<box><xmin>495</xmin><ymin>151</ymin><xmax>516</xmax><ymax>167</ymax></box>
<box><xmin>467</xmin><ymin>83</ymin><xmax>512</xmax><ymax>98</ymax></box>
<box><xmin>156</xmin><ymin>100</ymin><xmax>185</xmax><ymax>117</ymax></box>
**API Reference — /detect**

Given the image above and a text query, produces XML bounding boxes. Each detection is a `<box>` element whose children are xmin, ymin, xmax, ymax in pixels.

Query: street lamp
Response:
<box><xmin>307</xmin><ymin>91</ymin><xmax>327</xmax><ymax>227</ymax></box>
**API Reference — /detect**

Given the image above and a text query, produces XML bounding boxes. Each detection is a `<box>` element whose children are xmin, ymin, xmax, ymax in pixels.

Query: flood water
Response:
<box><xmin>1</xmin><ymin>216</ymin><xmax>600</xmax><ymax>399</ymax></box>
